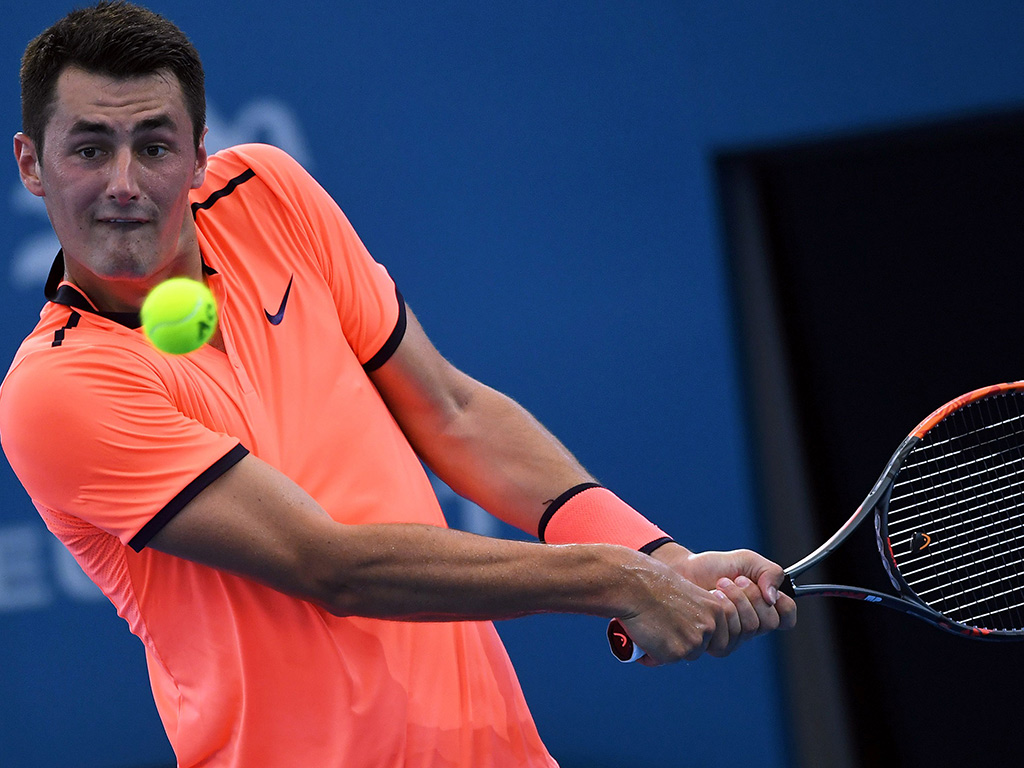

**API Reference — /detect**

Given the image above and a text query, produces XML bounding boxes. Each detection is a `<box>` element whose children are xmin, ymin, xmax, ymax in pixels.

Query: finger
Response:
<box><xmin>639</xmin><ymin>622</ymin><xmax>711</xmax><ymax>665</ymax></box>
<box><xmin>756</xmin><ymin>569</ymin><xmax>783</xmax><ymax>607</ymax></box>
<box><xmin>674</xmin><ymin>594</ymin><xmax>721</xmax><ymax>662</ymax></box>
<box><xmin>705</xmin><ymin>587</ymin><xmax>740</xmax><ymax>657</ymax></box>
<box><xmin>774</xmin><ymin>592</ymin><xmax>798</xmax><ymax>631</ymax></box>
<box><xmin>724</xmin><ymin>549</ymin><xmax>783</xmax><ymax>603</ymax></box>
<box><xmin>716</xmin><ymin>577</ymin><xmax>760</xmax><ymax>638</ymax></box>
<box><xmin>735</xmin><ymin>575</ymin><xmax>780</xmax><ymax>635</ymax></box>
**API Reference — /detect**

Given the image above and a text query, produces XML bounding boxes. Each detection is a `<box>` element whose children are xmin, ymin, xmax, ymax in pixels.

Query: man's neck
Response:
<box><xmin>62</xmin><ymin>218</ymin><xmax>205</xmax><ymax>313</ymax></box>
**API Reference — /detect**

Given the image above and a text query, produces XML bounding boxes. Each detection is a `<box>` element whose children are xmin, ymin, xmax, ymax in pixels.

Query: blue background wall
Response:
<box><xmin>2</xmin><ymin>3</ymin><xmax>1023</xmax><ymax>766</ymax></box>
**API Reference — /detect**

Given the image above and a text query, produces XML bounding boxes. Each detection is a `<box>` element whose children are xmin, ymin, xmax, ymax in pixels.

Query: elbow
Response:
<box><xmin>270</xmin><ymin>546</ymin><xmax>365</xmax><ymax>617</ymax></box>
<box><xmin>298</xmin><ymin>585</ymin><xmax>365</xmax><ymax>619</ymax></box>
<box><xmin>302</xmin><ymin>566</ymin><xmax>364</xmax><ymax>617</ymax></box>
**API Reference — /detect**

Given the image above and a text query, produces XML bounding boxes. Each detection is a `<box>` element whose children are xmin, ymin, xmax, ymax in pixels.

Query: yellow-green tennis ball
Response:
<box><xmin>141</xmin><ymin>277</ymin><xmax>218</xmax><ymax>355</ymax></box>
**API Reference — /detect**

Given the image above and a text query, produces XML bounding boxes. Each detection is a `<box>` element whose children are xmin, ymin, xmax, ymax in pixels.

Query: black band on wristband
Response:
<box><xmin>537</xmin><ymin>482</ymin><xmax>603</xmax><ymax>541</ymax></box>
<box><xmin>639</xmin><ymin>536</ymin><xmax>676</xmax><ymax>555</ymax></box>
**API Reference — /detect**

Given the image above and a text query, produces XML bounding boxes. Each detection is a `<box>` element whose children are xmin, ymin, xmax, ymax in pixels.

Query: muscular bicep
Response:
<box><xmin>145</xmin><ymin>453</ymin><xmax>345</xmax><ymax>606</ymax></box>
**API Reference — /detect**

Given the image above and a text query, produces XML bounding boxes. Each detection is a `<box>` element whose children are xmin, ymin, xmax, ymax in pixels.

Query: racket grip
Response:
<box><xmin>607</xmin><ymin>619</ymin><xmax>645</xmax><ymax>662</ymax></box>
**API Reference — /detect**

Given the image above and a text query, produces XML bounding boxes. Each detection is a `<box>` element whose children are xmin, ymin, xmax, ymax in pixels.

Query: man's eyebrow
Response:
<box><xmin>68</xmin><ymin>114</ymin><xmax>178</xmax><ymax>136</ymax></box>
<box><xmin>134</xmin><ymin>115</ymin><xmax>178</xmax><ymax>134</ymax></box>
<box><xmin>69</xmin><ymin>119</ymin><xmax>113</xmax><ymax>136</ymax></box>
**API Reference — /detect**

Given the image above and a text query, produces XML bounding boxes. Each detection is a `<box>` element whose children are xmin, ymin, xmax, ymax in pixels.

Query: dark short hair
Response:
<box><xmin>21</xmin><ymin>1</ymin><xmax>206</xmax><ymax>154</ymax></box>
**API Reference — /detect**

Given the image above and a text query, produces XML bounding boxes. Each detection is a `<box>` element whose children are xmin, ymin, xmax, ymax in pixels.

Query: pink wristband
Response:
<box><xmin>538</xmin><ymin>483</ymin><xmax>674</xmax><ymax>553</ymax></box>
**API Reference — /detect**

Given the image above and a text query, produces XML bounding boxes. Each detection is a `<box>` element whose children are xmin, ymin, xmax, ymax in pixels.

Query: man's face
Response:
<box><xmin>15</xmin><ymin>66</ymin><xmax>207</xmax><ymax>303</ymax></box>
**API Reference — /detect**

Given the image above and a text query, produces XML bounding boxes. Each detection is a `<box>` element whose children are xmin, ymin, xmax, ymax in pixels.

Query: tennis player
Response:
<box><xmin>1</xmin><ymin>3</ymin><xmax>795</xmax><ymax>766</ymax></box>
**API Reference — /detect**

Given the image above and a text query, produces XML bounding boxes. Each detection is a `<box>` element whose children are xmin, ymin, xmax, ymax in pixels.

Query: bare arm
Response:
<box><xmin>146</xmin><ymin>453</ymin><xmax>733</xmax><ymax>662</ymax></box>
<box><xmin>367</xmin><ymin>305</ymin><xmax>796</xmax><ymax>643</ymax></box>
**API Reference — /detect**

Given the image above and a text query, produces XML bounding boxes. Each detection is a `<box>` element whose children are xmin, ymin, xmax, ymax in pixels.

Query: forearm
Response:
<box><xmin>255</xmin><ymin>517</ymin><xmax>741</xmax><ymax>664</ymax></box>
<box><xmin>308</xmin><ymin>523</ymin><xmax>650</xmax><ymax>621</ymax></box>
<box><xmin>148</xmin><ymin>453</ymin><xmax>768</xmax><ymax>662</ymax></box>
<box><xmin>150</xmin><ymin>455</ymin><xmax>655</xmax><ymax>622</ymax></box>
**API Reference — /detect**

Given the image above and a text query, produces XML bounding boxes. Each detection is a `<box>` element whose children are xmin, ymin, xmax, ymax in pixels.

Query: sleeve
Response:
<box><xmin>229</xmin><ymin>144</ymin><xmax>405</xmax><ymax>367</ymax></box>
<box><xmin>0</xmin><ymin>346</ymin><xmax>243</xmax><ymax>548</ymax></box>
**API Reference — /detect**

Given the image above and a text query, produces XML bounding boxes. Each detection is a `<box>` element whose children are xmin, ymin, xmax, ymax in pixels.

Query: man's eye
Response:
<box><xmin>78</xmin><ymin>147</ymin><xmax>99</xmax><ymax>159</ymax></box>
<box><xmin>143</xmin><ymin>146</ymin><xmax>168</xmax><ymax>158</ymax></box>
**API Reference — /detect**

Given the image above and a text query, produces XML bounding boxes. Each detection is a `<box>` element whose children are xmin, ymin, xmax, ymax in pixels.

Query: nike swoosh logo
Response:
<box><xmin>264</xmin><ymin>275</ymin><xmax>294</xmax><ymax>325</ymax></box>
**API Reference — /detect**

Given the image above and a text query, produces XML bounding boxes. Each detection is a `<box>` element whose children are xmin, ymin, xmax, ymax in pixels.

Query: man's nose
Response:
<box><xmin>106</xmin><ymin>148</ymin><xmax>140</xmax><ymax>203</ymax></box>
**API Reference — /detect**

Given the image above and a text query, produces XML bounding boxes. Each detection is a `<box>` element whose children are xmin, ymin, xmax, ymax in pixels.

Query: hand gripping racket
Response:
<box><xmin>609</xmin><ymin>381</ymin><xmax>1024</xmax><ymax>662</ymax></box>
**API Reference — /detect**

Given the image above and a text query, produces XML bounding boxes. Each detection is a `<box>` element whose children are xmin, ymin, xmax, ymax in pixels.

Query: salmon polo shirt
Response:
<box><xmin>0</xmin><ymin>143</ymin><xmax>558</xmax><ymax>768</ymax></box>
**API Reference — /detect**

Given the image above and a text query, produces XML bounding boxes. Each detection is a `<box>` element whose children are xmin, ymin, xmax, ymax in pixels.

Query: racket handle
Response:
<box><xmin>607</xmin><ymin>619</ymin><xmax>644</xmax><ymax>662</ymax></box>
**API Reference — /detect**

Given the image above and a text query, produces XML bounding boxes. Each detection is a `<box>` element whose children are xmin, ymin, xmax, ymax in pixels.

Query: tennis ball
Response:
<box><xmin>141</xmin><ymin>277</ymin><xmax>218</xmax><ymax>355</ymax></box>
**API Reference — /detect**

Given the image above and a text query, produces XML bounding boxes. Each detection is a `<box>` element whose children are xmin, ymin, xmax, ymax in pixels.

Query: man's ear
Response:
<box><xmin>14</xmin><ymin>132</ymin><xmax>45</xmax><ymax>197</ymax></box>
<box><xmin>191</xmin><ymin>126</ymin><xmax>209</xmax><ymax>189</ymax></box>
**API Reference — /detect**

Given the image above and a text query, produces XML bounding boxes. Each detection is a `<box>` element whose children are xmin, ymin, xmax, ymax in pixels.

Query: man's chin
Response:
<box><xmin>86</xmin><ymin>245</ymin><xmax>163</xmax><ymax>280</ymax></box>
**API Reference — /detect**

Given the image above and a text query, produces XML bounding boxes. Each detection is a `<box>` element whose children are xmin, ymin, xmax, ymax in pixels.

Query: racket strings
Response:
<box><xmin>900</xmin><ymin>510</ymin><xmax>1024</xmax><ymax>580</ymax></box>
<box><xmin>887</xmin><ymin>392</ymin><xmax>1024</xmax><ymax>632</ymax></box>
<box><xmin>912</xmin><ymin>534</ymin><xmax>1024</xmax><ymax>599</ymax></box>
<box><xmin>961</xmin><ymin>394</ymin><xmax>1024</xmax><ymax>630</ymax></box>
<box><xmin>891</xmin><ymin>471</ymin><xmax>1024</xmax><ymax>530</ymax></box>
<box><xmin>940</xmin><ymin>395</ymin><xmax>1024</xmax><ymax>630</ymax></box>
<box><xmin>891</xmin><ymin>407</ymin><xmax>1024</xmax><ymax>520</ymax></box>
<box><xmin>893</xmin><ymin>426</ymin><xmax>1024</xmax><ymax>496</ymax></box>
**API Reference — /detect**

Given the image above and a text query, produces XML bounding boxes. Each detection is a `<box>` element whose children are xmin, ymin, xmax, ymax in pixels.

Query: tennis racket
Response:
<box><xmin>609</xmin><ymin>381</ymin><xmax>1024</xmax><ymax>662</ymax></box>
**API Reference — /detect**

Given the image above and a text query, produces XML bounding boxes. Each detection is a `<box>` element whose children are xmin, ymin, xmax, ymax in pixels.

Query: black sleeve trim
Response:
<box><xmin>129</xmin><ymin>444</ymin><xmax>250</xmax><ymax>552</ymax></box>
<box><xmin>191</xmin><ymin>168</ymin><xmax>257</xmax><ymax>217</ymax></box>
<box><xmin>537</xmin><ymin>482</ymin><xmax>603</xmax><ymax>541</ymax></box>
<box><xmin>362</xmin><ymin>287</ymin><xmax>407</xmax><ymax>373</ymax></box>
<box><xmin>639</xmin><ymin>537</ymin><xmax>676</xmax><ymax>555</ymax></box>
<box><xmin>51</xmin><ymin>311</ymin><xmax>81</xmax><ymax>348</ymax></box>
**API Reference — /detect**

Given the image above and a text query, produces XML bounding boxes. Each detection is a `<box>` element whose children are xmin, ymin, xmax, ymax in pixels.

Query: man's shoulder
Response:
<box><xmin>196</xmin><ymin>143</ymin><xmax>321</xmax><ymax>212</ymax></box>
<box><xmin>3</xmin><ymin>313</ymin><xmax>152</xmax><ymax>396</ymax></box>
<box><xmin>0</xmin><ymin>315</ymin><xmax>156</xmax><ymax>457</ymax></box>
<box><xmin>206</xmin><ymin>143</ymin><xmax>305</xmax><ymax>182</ymax></box>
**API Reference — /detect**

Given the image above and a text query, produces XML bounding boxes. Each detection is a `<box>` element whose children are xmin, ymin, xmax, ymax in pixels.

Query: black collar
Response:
<box><xmin>44</xmin><ymin>250</ymin><xmax>217</xmax><ymax>330</ymax></box>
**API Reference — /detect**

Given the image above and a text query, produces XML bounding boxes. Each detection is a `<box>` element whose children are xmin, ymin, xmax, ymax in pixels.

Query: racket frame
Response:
<box><xmin>610</xmin><ymin>382</ymin><xmax>1024</xmax><ymax>662</ymax></box>
<box><xmin>783</xmin><ymin>382</ymin><xmax>1024</xmax><ymax>641</ymax></box>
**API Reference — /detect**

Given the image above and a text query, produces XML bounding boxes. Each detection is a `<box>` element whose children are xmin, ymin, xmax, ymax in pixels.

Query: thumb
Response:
<box><xmin>756</xmin><ymin>569</ymin><xmax>781</xmax><ymax>606</ymax></box>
